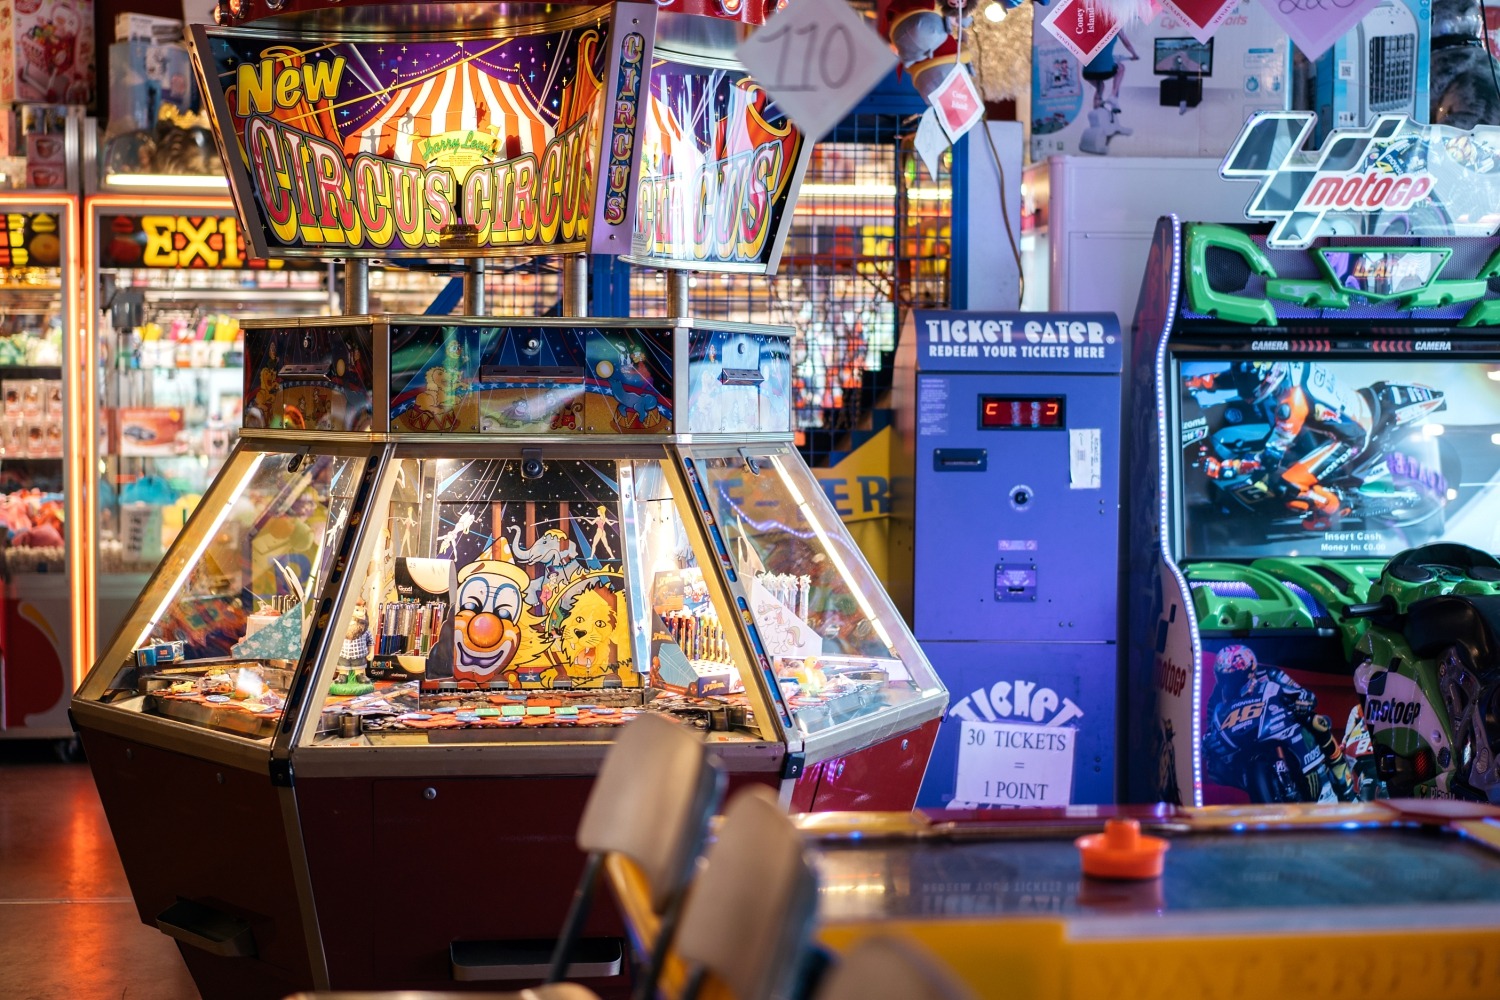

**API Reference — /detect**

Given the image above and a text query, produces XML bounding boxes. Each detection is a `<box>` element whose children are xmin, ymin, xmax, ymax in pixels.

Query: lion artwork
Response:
<box><xmin>546</xmin><ymin>584</ymin><xmax>637</xmax><ymax>688</ymax></box>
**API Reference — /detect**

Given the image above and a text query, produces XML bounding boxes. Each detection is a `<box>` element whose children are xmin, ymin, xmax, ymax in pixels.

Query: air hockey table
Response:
<box><xmin>609</xmin><ymin>802</ymin><xmax>1500</xmax><ymax>1000</ymax></box>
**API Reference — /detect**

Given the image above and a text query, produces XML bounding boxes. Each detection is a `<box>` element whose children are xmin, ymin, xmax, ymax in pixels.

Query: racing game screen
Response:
<box><xmin>1178</xmin><ymin>358</ymin><xmax>1500</xmax><ymax>560</ymax></box>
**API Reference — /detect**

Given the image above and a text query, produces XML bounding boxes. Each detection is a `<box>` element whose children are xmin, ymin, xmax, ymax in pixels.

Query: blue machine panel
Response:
<box><xmin>902</xmin><ymin>311</ymin><xmax>1123</xmax><ymax>807</ymax></box>
<box><xmin>917</xmin><ymin>640</ymin><xmax>1117</xmax><ymax>806</ymax></box>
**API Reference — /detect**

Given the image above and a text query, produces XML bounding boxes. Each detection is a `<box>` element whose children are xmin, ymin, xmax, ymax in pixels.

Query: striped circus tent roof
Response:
<box><xmin>344</xmin><ymin>58</ymin><xmax>553</xmax><ymax>165</ymax></box>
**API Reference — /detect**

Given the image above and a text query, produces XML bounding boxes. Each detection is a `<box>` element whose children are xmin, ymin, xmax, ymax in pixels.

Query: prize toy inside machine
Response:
<box><xmin>71</xmin><ymin>2</ymin><xmax>945</xmax><ymax>996</ymax></box>
<box><xmin>1127</xmin><ymin>112</ymin><xmax>1500</xmax><ymax>809</ymax></box>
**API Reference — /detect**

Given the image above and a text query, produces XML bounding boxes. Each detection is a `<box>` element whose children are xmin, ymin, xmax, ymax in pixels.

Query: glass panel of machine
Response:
<box><xmin>697</xmin><ymin>454</ymin><xmax>930</xmax><ymax>736</ymax></box>
<box><xmin>1179</xmin><ymin>358</ymin><xmax>1500</xmax><ymax>560</ymax></box>
<box><xmin>91</xmin><ymin>450</ymin><xmax>366</xmax><ymax>739</ymax></box>
<box><xmin>310</xmin><ymin>456</ymin><xmax>766</xmax><ymax>744</ymax></box>
<box><xmin>1315</xmin><ymin>249</ymin><xmax>1447</xmax><ymax>300</ymax></box>
<box><xmin>0</xmin><ymin>251</ymin><xmax>65</xmax><ymax>575</ymax></box>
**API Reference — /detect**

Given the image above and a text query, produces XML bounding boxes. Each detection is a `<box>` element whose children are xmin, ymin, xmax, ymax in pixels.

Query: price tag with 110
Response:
<box><xmin>735</xmin><ymin>0</ymin><xmax>897</xmax><ymax>143</ymax></box>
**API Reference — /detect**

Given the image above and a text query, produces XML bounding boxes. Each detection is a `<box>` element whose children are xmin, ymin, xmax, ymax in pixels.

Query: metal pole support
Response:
<box><xmin>667</xmin><ymin>270</ymin><xmax>690</xmax><ymax>319</ymax></box>
<box><xmin>562</xmin><ymin>255</ymin><xmax>589</xmax><ymax>317</ymax></box>
<box><xmin>342</xmin><ymin>258</ymin><xmax>369</xmax><ymax>316</ymax></box>
<box><xmin>464</xmin><ymin>258</ymin><xmax>488</xmax><ymax>316</ymax></box>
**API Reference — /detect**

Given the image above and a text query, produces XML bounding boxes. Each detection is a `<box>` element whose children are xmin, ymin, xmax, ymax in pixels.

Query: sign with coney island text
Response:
<box><xmin>192</xmin><ymin>8</ymin><xmax>653</xmax><ymax>260</ymax></box>
<box><xmin>625</xmin><ymin>49</ymin><xmax>809</xmax><ymax>274</ymax></box>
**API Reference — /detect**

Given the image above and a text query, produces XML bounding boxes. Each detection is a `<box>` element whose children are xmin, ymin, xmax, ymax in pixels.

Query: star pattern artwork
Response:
<box><xmin>206</xmin><ymin>20</ymin><xmax>606</xmax><ymax>151</ymax></box>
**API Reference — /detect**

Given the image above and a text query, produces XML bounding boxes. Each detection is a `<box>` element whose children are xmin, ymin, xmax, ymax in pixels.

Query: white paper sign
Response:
<box><xmin>735</xmin><ymin>0</ymin><xmax>897</xmax><ymax>144</ymax></box>
<box><xmin>954</xmin><ymin>720</ymin><xmax>1076</xmax><ymax>806</ymax></box>
<box><xmin>915</xmin><ymin>108</ymin><xmax>947</xmax><ymax>182</ymax></box>
<box><xmin>1069</xmin><ymin>428</ymin><xmax>1101</xmax><ymax>490</ymax></box>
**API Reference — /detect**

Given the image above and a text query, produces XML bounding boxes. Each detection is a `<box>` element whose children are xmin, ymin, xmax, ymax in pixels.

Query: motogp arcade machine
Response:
<box><xmin>1125</xmin><ymin>111</ymin><xmax>1500</xmax><ymax>806</ymax></box>
<box><xmin>70</xmin><ymin>1</ymin><xmax>945</xmax><ymax>997</ymax></box>
<box><xmin>894</xmin><ymin>310</ymin><xmax>1123</xmax><ymax>809</ymax></box>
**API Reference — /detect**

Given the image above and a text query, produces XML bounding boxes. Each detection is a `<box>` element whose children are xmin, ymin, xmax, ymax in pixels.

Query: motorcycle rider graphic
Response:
<box><xmin>1190</xmin><ymin>361</ymin><xmax>1374</xmax><ymax>530</ymax></box>
<box><xmin>1203</xmin><ymin>644</ymin><xmax>1356</xmax><ymax>802</ymax></box>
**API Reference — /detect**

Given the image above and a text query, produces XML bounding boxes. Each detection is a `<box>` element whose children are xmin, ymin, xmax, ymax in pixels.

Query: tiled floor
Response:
<box><xmin>0</xmin><ymin>742</ymin><xmax>201</xmax><ymax>1000</ymax></box>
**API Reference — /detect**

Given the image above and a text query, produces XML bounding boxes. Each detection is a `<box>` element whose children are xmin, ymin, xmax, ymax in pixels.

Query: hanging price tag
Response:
<box><xmin>930</xmin><ymin>65</ymin><xmax>984</xmax><ymax>143</ymax></box>
<box><xmin>735</xmin><ymin>0</ymin><xmax>897</xmax><ymax>143</ymax></box>
<box><xmin>915</xmin><ymin>108</ymin><xmax>947</xmax><ymax>181</ymax></box>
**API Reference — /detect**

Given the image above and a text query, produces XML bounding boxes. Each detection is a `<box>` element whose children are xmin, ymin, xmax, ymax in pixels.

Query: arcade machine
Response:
<box><xmin>71</xmin><ymin>3</ymin><xmax>945</xmax><ymax>997</ymax></box>
<box><xmin>82</xmin><ymin>191</ymin><xmax>335</xmax><ymax>683</ymax></box>
<box><xmin>0</xmin><ymin>188</ymin><xmax>83</xmax><ymax>742</ymax></box>
<box><xmin>1125</xmin><ymin>112</ymin><xmax>1500</xmax><ymax>806</ymax></box>
<box><xmin>893</xmin><ymin>310</ymin><xmax>1122</xmax><ymax>808</ymax></box>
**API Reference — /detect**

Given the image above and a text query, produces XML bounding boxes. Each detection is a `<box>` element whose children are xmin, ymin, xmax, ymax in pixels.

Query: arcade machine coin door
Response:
<box><xmin>894</xmin><ymin>312</ymin><xmax>1124</xmax><ymax>808</ymax></box>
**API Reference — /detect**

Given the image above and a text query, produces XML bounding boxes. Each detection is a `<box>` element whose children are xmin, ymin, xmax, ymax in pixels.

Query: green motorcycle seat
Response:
<box><xmin>1404</xmin><ymin>594</ymin><xmax>1500</xmax><ymax>671</ymax></box>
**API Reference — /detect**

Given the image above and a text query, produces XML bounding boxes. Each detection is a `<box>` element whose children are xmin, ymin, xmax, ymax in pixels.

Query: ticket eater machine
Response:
<box><xmin>893</xmin><ymin>311</ymin><xmax>1123</xmax><ymax>807</ymax></box>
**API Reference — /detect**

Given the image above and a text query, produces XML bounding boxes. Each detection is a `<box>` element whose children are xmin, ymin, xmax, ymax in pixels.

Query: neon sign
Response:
<box><xmin>193</xmin><ymin>14</ymin><xmax>626</xmax><ymax>259</ymax></box>
<box><xmin>99</xmin><ymin>214</ymin><xmax>307</xmax><ymax>269</ymax></box>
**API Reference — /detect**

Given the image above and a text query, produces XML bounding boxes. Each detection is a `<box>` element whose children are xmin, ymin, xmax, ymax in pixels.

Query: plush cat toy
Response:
<box><xmin>1431</xmin><ymin>0</ymin><xmax>1500</xmax><ymax>128</ymax></box>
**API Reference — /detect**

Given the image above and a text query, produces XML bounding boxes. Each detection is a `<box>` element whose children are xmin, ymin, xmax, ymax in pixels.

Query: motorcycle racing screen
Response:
<box><xmin>1177</xmin><ymin>357</ymin><xmax>1500</xmax><ymax>560</ymax></box>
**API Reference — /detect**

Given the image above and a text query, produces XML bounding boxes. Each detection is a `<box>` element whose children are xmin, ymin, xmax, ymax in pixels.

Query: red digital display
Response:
<box><xmin>979</xmin><ymin>395</ymin><xmax>1065</xmax><ymax>429</ymax></box>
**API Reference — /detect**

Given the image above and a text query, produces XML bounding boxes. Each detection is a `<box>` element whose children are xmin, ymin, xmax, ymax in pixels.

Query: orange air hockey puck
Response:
<box><xmin>1075</xmin><ymin>819</ymin><xmax>1168</xmax><ymax>880</ymax></box>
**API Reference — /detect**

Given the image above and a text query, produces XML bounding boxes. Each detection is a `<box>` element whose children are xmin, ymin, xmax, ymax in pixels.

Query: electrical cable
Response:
<box><xmin>971</xmin><ymin>43</ymin><xmax>1025</xmax><ymax>303</ymax></box>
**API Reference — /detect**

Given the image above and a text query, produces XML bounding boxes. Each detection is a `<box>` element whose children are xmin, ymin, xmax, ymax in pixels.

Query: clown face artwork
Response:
<box><xmin>452</xmin><ymin>556</ymin><xmax>531</xmax><ymax>684</ymax></box>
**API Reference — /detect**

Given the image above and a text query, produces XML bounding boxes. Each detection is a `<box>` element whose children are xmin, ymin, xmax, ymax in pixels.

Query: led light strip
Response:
<box><xmin>770</xmin><ymin>455</ymin><xmax>896</xmax><ymax>654</ymax></box>
<box><xmin>1154</xmin><ymin>216</ymin><xmax>1206</xmax><ymax>808</ymax></box>
<box><xmin>132</xmin><ymin>454</ymin><xmax>266</xmax><ymax>653</ymax></box>
<box><xmin>103</xmin><ymin>173</ymin><xmax>229</xmax><ymax>190</ymax></box>
<box><xmin>81</xmin><ymin>194</ymin><xmax>241</xmax><ymax>680</ymax></box>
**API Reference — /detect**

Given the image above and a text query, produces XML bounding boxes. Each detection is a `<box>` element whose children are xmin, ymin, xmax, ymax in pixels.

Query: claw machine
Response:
<box><xmin>0</xmin><ymin>191</ymin><xmax>82</xmax><ymax>740</ymax></box>
<box><xmin>71</xmin><ymin>2</ymin><xmax>945</xmax><ymax>997</ymax></box>
<box><xmin>81</xmin><ymin>189</ymin><xmax>338</xmax><ymax>682</ymax></box>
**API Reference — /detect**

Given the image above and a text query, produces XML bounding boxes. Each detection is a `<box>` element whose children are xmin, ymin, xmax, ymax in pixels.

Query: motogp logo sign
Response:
<box><xmin>1222</xmin><ymin>112</ymin><xmax>1500</xmax><ymax>249</ymax></box>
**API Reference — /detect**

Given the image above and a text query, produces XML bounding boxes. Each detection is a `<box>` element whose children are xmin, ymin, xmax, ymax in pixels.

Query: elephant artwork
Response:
<box><xmin>508</xmin><ymin>525</ymin><xmax>586</xmax><ymax>609</ymax></box>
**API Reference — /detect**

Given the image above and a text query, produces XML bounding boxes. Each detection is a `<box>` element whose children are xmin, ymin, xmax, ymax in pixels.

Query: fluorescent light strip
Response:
<box><xmin>133</xmin><ymin>454</ymin><xmax>266</xmax><ymax>652</ymax></box>
<box><xmin>771</xmin><ymin>457</ymin><xmax>896</xmax><ymax>653</ymax></box>
<box><xmin>105</xmin><ymin>173</ymin><xmax>229</xmax><ymax>189</ymax></box>
<box><xmin>798</xmin><ymin>182</ymin><xmax>951</xmax><ymax>202</ymax></box>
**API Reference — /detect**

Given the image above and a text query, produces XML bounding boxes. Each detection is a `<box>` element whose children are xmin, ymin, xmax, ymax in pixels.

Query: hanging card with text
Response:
<box><xmin>931</xmin><ymin>65</ymin><xmax>985</xmax><ymax>143</ymax></box>
<box><xmin>1260</xmin><ymin>0</ymin><xmax>1382</xmax><ymax>60</ymax></box>
<box><xmin>1039</xmin><ymin>0</ymin><xmax>1122</xmax><ymax>64</ymax></box>
<box><xmin>735</xmin><ymin>0</ymin><xmax>896</xmax><ymax>143</ymax></box>
<box><xmin>1159</xmin><ymin>0</ymin><xmax>1237</xmax><ymax>43</ymax></box>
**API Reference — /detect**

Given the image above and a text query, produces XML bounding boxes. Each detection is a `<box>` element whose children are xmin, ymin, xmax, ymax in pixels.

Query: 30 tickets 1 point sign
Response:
<box><xmin>191</xmin><ymin>5</ymin><xmax>654</xmax><ymax>260</ymax></box>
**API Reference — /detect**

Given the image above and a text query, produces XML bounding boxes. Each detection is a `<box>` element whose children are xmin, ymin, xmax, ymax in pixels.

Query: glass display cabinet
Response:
<box><xmin>74</xmin><ymin>318</ymin><xmax>945</xmax><ymax>996</ymax></box>
<box><xmin>74</xmin><ymin>4</ymin><xmax>943</xmax><ymax>996</ymax></box>
<box><xmin>0</xmin><ymin>194</ymin><xmax>82</xmax><ymax>741</ymax></box>
<box><xmin>82</xmin><ymin>194</ymin><xmax>337</xmax><ymax>681</ymax></box>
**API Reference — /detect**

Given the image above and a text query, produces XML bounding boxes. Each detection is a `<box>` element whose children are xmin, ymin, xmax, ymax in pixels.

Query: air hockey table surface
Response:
<box><xmin>612</xmin><ymin>800</ymin><xmax>1500</xmax><ymax>1000</ymax></box>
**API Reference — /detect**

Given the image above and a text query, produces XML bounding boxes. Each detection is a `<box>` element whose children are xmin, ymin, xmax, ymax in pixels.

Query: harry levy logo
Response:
<box><xmin>1221</xmin><ymin>112</ymin><xmax>1500</xmax><ymax>249</ymax></box>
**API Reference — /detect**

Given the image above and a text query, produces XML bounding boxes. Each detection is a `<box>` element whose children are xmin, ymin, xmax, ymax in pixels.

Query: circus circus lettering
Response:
<box><xmin>196</xmin><ymin>20</ymin><xmax>609</xmax><ymax>257</ymax></box>
<box><xmin>636</xmin><ymin>140</ymin><xmax>783</xmax><ymax>263</ymax></box>
<box><xmin>244</xmin><ymin>114</ymin><xmax>596</xmax><ymax>251</ymax></box>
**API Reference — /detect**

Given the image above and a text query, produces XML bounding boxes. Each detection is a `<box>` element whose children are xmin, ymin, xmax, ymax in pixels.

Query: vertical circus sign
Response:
<box><xmin>191</xmin><ymin>10</ymin><xmax>623</xmax><ymax>259</ymax></box>
<box><xmin>602</xmin><ymin>32</ymin><xmax>646</xmax><ymax>225</ymax></box>
<box><xmin>625</xmin><ymin>51</ymin><xmax>808</xmax><ymax>273</ymax></box>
